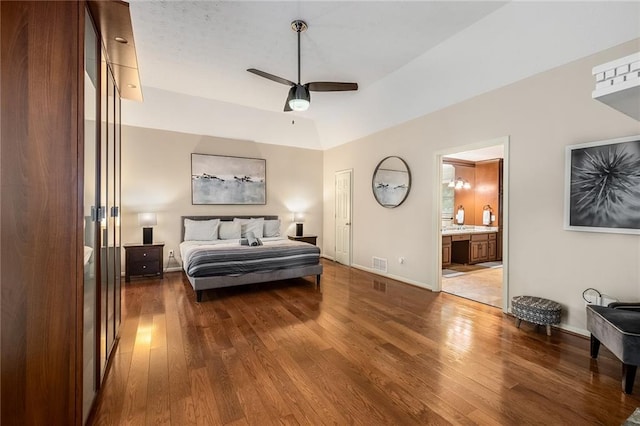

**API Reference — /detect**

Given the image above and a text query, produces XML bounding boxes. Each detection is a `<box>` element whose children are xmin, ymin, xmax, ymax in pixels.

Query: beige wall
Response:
<box><xmin>121</xmin><ymin>126</ymin><xmax>323</xmax><ymax>269</ymax></box>
<box><xmin>322</xmin><ymin>39</ymin><xmax>640</xmax><ymax>333</ymax></box>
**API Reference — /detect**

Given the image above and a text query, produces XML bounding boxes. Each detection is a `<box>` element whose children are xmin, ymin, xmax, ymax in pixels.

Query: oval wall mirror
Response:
<box><xmin>372</xmin><ymin>156</ymin><xmax>411</xmax><ymax>208</ymax></box>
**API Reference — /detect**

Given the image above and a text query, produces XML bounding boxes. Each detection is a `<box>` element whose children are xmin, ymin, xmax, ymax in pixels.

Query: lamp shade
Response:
<box><xmin>138</xmin><ymin>212</ymin><xmax>157</xmax><ymax>227</ymax></box>
<box><xmin>293</xmin><ymin>212</ymin><xmax>305</xmax><ymax>223</ymax></box>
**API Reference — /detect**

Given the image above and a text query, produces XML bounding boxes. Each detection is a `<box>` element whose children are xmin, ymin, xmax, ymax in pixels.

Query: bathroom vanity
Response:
<box><xmin>442</xmin><ymin>227</ymin><xmax>498</xmax><ymax>265</ymax></box>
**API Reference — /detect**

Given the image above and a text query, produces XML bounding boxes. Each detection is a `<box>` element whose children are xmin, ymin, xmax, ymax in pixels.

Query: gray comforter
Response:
<box><xmin>186</xmin><ymin>240</ymin><xmax>320</xmax><ymax>278</ymax></box>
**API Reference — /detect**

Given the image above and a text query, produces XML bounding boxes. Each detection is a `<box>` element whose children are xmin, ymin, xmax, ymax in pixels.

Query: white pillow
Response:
<box><xmin>219</xmin><ymin>221</ymin><xmax>241</xmax><ymax>239</ymax></box>
<box><xmin>233</xmin><ymin>217</ymin><xmax>264</xmax><ymax>238</ymax></box>
<box><xmin>263</xmin><ymin>219</ymin><xmax>281</xmax><ymax>237</ymax></box>
<box><xmin>184</xmin><ymin>218</ymin><xmax>219</xmax><ymax>241</ymax></box>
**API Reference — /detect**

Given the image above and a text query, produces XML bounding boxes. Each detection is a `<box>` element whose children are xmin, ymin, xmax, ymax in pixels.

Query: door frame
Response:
<box><xmin>334</xmin><ymin>169</ymin><xmax>353</xmax><ymax>266</ymax></box>
<box><xmin>432</xmin><ymin>136</ymin><xmax>510</xmax><ymax>312</ymax></box>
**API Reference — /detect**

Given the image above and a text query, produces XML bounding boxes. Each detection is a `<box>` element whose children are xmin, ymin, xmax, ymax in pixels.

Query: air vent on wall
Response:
<box><xmin>372</xmin><ymin>257</ymin><xmax>388</xmax><ymax>273</ymax></box>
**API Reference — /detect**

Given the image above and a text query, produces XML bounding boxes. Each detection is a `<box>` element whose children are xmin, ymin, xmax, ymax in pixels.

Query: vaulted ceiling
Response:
<box><xmin>122</xmin><ymin>1</ymin><xmax>640</xmax><ymax>150</ymax></box>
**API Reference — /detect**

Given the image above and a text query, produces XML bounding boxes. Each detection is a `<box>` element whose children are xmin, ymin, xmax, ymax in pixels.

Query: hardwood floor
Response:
<box><xmin>91</xmin><ymin>260</ymin><xmax>640</xmax><ymax>425</ymax></box>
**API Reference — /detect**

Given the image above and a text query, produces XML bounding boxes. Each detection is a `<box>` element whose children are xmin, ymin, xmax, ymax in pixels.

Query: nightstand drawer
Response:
<box><xmin>129</xmin><ymin>248</ymin><xmax>160</xmax><ymax>262</ymax></box>
<box><xmin>128</xmin><ymin>260</ymin><xmax>160</xmax><ymax>276</ymax></box>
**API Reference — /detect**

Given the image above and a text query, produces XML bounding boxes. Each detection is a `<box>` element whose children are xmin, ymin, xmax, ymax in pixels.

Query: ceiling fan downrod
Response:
<box><xmin>291</xmin><ymin>20</ymin><xmax>307</xmax><ymax>85</ymax></box>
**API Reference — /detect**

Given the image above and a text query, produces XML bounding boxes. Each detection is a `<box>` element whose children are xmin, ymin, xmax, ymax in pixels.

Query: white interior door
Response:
<box><xmin>335</xmin><ymin>170</ymin><xmax>352</xmax><ymax>265</ymax></box>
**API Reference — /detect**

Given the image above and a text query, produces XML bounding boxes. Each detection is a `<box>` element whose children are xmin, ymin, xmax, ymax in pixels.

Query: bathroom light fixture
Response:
<box><xmin>138</xmin><ymin>213</ymin><xmax>157</xmax><ymax>244</ymax></box>
<box><xmin>449</xmin><ymin>177</ymin><xmax>471</xmax><ymax>190</ymax></box>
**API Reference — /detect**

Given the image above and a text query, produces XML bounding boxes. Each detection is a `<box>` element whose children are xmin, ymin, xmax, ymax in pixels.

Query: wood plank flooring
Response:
<box><xmin>90</xmin><ymin>260</ymin><xmax>640</xmax><ymax>425</ymax></box>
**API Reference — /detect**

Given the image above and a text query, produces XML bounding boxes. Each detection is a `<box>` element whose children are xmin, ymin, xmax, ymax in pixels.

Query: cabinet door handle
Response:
<box><xmin>143</xmin><ymin>253</ymin><xmax>147</xmax><ymax>257</ymax></box>
<box><xmin>142</xmin><ymin>265</ymin><xmax>146</xmax><ymax>269</ymax></box>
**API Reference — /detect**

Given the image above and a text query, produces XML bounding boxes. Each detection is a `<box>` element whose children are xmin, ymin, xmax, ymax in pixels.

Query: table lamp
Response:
<box><xmin>138</xmin><ymin>213</ymin><xmax>157</xmax><ymax>244</ymax></box>
<box><xmin>293</xmin><ymin>212</ymin><xmax>305</xmax><ymax>237</ymax></box>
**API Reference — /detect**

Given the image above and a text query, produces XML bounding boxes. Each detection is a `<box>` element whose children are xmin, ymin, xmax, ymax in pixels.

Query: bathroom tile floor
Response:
<box><xmin>442</xmin><ymin>264</ymin><xmax>503</xmax><ymax>308</ymax></box>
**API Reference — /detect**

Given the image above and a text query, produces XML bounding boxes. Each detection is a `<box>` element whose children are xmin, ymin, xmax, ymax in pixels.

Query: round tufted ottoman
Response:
<box><xmin>512</xmin><ymin>295</ymin><xmax>562</xmax><ymax>336</ymax></box>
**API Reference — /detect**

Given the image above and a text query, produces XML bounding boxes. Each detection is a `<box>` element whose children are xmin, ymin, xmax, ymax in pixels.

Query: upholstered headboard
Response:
<box><xmin>180</xmin><ymin>215</ymin><xmax>278</xmax><ymax>242</ymax></box>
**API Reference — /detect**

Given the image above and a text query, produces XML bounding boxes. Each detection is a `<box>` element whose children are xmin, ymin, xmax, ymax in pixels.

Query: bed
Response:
<box><xmin>180</xmin><ymin>215</ymin><xmax>322</xmax><ymax>302</ymax></box>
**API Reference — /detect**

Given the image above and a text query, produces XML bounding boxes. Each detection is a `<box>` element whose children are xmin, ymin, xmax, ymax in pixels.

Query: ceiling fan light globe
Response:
<box><xmin>288</xmin><ymin>84</ymin><xmax>310</xmax><ymax>111</ymax></box>
<box><xmin>289</xmin><ymin>98</ymin><xmax>310</xmax><ymax>111</ymax></box>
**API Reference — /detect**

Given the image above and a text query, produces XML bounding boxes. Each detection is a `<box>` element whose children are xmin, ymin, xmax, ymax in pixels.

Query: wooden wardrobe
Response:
<box><xmin>0</xmin><ymin>1</ymin><xmax>141</xmax><ymax>424</ymax></box>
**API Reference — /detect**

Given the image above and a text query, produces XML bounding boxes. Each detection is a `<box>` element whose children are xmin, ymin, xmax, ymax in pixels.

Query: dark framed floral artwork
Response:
<box><xmin>191</xmin><ymin>153</ymin><xmax>266</xmax><ymax>205</ymax></box>
<box><xmin>565</xmin><ymin>135</ymin><xmax>640</xmax><ymax>234</ymax></box>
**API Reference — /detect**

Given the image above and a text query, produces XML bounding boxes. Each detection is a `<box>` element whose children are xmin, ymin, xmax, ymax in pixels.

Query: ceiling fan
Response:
<box><xmin>247</xmin><ymin>20</ymin><xmax>358</xmax><ymax>112</ymax></box>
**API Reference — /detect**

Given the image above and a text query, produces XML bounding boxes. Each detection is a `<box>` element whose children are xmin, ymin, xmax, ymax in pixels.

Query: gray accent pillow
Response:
<box><xmin>219</xmin><ymin>221</ymin><xmax>241</xmax><ymax>240</ymax></box>
<box><xmin>263</xmin><ymin>219</ymin><xmax>281</xmax><ymax>237</ymax></box>
<box><xmin>233</xmin><ymin>217</ymin><xmax>264</xmax><ymax>238</ymax></box>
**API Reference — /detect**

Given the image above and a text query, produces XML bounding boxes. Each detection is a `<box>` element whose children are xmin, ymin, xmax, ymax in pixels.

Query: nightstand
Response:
<box><xmin>288</xmin><ymin>235</ymin><xmax>317</xmax><ymax>246</ymax></box>
<box><xmin>124</xmin><ymin>243</ymin><xmax>164</xmax><ymax>282</ymax></box>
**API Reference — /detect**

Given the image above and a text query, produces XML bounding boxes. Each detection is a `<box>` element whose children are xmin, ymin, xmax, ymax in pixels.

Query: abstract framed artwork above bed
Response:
<box><xmin>191</xmin><ymin>153</ymin><xmax>266</xmax><ymax>205</ymax></box>
<box><xmin>179</xmin><ymin>215</ymin><xmax>323</xmax><ymax>302</ymax></box>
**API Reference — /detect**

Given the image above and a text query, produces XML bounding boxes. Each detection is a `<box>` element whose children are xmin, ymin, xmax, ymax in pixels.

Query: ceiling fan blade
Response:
<box><xmin>283</xmin><ymin>86</ymin><xmax>294</xmax><ymax>112</ymax></box>
<box><xmin>306</xmin><ymin>82</ymin><xmax>358</xmax><ymax>92</ymax></box>
<box><xmin>247</xmin><ymin>68</ymin><xmax>295</xmax><ymax>87</ymax></box>
<box><xmin>283</xmin><ymin>96</ymin><xmax>293</xmax><ymax>112</ymax></box>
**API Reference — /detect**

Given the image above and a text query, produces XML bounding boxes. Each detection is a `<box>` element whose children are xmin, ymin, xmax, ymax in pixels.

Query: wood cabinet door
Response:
<box><xmin>442</xmin><ymin>244</ymin><xmax>452</xmax><ymax>266</ymax></box>
<box><xmin>470</xmin><ymin>241</ymin><xmax>488</xmax><ymax>263</ymax></box>
<box><xmin>470</xmin><ymin>241</ymin><xmax>481</xmax><ymax>263</ymax></box>
<box><xmin>488</xmin><ymin>240</ymin><xmax>497</xmax><ymax>261</ymax></box>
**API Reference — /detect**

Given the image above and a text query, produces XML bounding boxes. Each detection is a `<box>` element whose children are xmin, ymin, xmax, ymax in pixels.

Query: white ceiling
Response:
<box><xmin>122</xmin><ymin>1</ymin><xmax>640</xmax><ymax>150</ymax></box>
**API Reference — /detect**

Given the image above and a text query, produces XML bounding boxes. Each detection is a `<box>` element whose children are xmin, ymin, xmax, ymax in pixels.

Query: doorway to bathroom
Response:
<box><xmin>436</xmin><ymin>138</ymin><xmax>509</xmax><ymax>310</ymax></box>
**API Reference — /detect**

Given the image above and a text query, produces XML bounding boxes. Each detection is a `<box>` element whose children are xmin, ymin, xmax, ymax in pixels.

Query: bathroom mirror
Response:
<box><xmin>442</xmin><ymin>163</ymin><xmax>455</xmax><ymax>225</ymax></box>
<box><xmin>372</xmin><ymin>156</ymin><xmax>411</xmax><ymax>208</ymax></box>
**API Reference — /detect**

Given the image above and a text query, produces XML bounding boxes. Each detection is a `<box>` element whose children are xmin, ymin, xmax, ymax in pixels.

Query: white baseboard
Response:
<box><xmin>505</xmin><ymin>311</ymin><xmax>589</xmax><ymax>337</ymax></box>
<box><xmin>321</xmin><ymin>254</ymin><xmax>335</xmax><ymax>261</ymax></box>
<box><xmin>164</xmin><ymin>266</ymin><xmax>183</xmax><ymax>273</ymax></box>
<box><xmin>556</xmin><ymin>323</ymin><xmax>589</xmax><ymax>337</ymax></box>
<box><xmin>350</xmin><ymin>263</ymin><xmax>435</xmax><ymax>291</ymax></box>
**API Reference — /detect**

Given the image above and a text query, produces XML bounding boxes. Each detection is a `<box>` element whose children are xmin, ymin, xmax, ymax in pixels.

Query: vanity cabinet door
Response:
<box><xmin>470</xmin><ymin>234</ymin><xmax>489</xmax><ymax>264</ymax></box>
<box><xmin>487</xmin><ymin>234</ymin><xmax>497</xmax><ymax>261</ymax></box>
<box><xmin>470</xmin><ymin>241</ymin><xmax>485</xmax><ymax>263</ymax></box>
<box><xmin>442</xmin><ymin>236</ymin><xmax>452</xmax><ymax>267</ymax></box>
